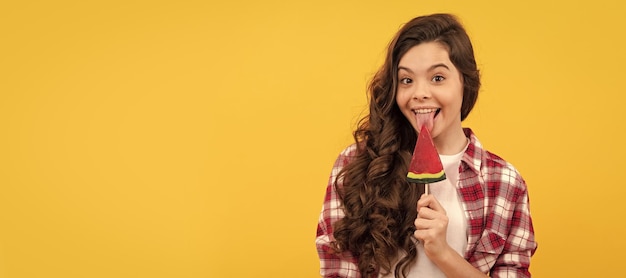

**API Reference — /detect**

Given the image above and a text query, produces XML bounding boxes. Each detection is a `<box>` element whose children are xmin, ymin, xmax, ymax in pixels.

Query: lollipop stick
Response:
<box><xmin>425</xmin><ymin>183</ymin><xmax>430</xmax><ymax>195</ymax></box>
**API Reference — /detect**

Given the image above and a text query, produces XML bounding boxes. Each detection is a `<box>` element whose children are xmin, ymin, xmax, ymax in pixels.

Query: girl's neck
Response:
<box><xmin>433</xmin><ymin>127</ymin><xmax>468</xmax><ymax>155</ymax></box>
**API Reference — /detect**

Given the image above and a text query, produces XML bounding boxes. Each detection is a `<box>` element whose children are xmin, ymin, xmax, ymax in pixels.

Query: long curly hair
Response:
<box><xmin>331</xmin><ymin>14</ymin><xmax>481</xmax><ymax>277</ymax></box>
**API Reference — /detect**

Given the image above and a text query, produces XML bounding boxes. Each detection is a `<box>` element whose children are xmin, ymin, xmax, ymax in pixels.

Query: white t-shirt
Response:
<box><xmin>380</xmin><ymin>144</ymin><xmax>468</xmax><ymax>277</ymax></box>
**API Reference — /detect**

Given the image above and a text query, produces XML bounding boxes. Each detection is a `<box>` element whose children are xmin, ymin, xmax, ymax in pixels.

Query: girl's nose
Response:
<box><xmin>412</xmin><ymin>83</ymin><xmax>431</xmax><ymax>100</ymax></box>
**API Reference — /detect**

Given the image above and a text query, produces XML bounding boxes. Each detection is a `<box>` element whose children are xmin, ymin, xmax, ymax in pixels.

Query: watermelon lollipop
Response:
<box><xmin>406</xmin><ymin>125</ymin><xmax>446</xmax><ymax>184</ymax></box>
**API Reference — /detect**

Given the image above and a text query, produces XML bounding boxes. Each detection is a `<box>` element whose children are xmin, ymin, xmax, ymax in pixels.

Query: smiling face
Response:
<box><xmin>396</xmin><ymin>41</ymin><xmax>467</xmax><ymax>154</ymax></box>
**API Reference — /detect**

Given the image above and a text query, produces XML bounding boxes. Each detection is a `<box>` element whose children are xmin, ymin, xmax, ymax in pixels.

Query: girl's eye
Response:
<box><xmin>400</xmin><ymin>78</ymin><xmax>412</xmax><ymax>85</ymax></box>
<box><xmin>432</xmin><ymin>75</ymin><xmax>445</xmax><ymax>82</ymax></box>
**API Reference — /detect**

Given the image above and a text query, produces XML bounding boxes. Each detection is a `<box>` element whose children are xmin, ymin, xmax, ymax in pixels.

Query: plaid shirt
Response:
<box><xmin>316</xmin><ymin>128</ymin><xmax>537</xmax><ymax>277</ymax></box>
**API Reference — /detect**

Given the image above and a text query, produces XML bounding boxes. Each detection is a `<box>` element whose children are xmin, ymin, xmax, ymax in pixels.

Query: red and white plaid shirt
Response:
<box><xmin>316</xmin><ymin>128</ymin><xmax>537</xmax><ymax>277</ymax></box>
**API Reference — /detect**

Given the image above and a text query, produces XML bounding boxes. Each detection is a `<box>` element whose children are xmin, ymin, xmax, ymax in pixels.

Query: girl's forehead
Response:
<box><xmin>398</xmin><ymin>42</ymin><xmax>455</xmax><ymax>72</ymax></box>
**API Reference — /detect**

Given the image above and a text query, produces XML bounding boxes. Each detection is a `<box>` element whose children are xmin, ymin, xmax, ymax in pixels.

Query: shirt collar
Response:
<box><xmin>460</xmin><ymin>128</ymin><xmax>483</xmax><ymax>175</ymax></box>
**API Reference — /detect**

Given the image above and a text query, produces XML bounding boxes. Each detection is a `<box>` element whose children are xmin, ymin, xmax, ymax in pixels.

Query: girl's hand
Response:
<box><xmin>413</xmin><ymin>194</ymin><xmax>450</xmax><ymax>260</ymax></box>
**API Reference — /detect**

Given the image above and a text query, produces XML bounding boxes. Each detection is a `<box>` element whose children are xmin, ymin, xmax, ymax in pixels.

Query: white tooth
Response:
<box><xmin>414</xmin><ymin>108</ymin><xmax>436</xmax><ymax>114</ymax></box>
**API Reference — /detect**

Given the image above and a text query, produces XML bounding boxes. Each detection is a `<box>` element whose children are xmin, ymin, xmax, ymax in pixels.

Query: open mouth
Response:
<box><xmin>412</xmin><ymin>108</ymin><xmax>440</xmax><ymax>131</ymax></box>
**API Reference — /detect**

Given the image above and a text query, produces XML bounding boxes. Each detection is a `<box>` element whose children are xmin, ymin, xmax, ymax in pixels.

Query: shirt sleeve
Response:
<box><xmin>488</xmin><ymin>172</ymin><xmax>537</xmax><ymax>278</ymax></box>
<box><xmin>315</xmin><ymin>147</ymin><xmax>361</xmax><ymax>278</ymax></box>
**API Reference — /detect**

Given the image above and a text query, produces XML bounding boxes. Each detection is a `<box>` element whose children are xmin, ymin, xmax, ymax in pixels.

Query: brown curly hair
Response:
<box><xmin>331</xmin><ymin>14</ymin><xmax>481</xmax><ymax>277</ymax></box>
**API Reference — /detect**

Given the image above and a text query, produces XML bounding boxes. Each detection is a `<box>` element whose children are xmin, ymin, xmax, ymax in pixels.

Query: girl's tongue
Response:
<box><xmin>415</xmin><ymin>111</ymin><xmax>435</xmax><ymax>133</ymax></box>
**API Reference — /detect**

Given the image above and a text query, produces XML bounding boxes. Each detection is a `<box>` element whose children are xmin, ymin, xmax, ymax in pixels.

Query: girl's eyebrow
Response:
<box><xmin>398</xmin><ymin>63</ymin><xmax>450</xmax><ymax>74</ymax></box>
<box><xmin>429</xmin><ymin>63</ymin><xmax>450</xmax><ymax>71</ymax></box>
<box><xmin>398</xmin><ymin>66</ymin><xmax>414</xmax><ymax>74</ymax></box>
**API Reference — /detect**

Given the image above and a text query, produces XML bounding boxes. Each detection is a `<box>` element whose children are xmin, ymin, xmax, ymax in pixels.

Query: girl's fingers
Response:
<box><xmin>416</xmin><ymin>206</ymin><xmax>436</xmax><ymax>220</ymax></box>
<box><xmin>417</xmin><ymin>194</ymin><xmax>446</xmax><ymax>215</ymax></box>
<box><xmin>414</xmin><ymin>216</ymin><xmax>433</xmax><ymax>229</ymax></box>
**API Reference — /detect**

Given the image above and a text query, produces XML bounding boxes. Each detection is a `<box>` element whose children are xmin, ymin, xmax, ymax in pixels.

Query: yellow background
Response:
<box><xmin>1</xmin><ymin>0</ymin><xmax>625</xmax><ymax>277</ymax></box>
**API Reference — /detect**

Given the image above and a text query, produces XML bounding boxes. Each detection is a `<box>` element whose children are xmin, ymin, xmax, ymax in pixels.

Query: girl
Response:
<box><xmin>316</xmin><ymin>14</ymin><xmax>537</xmax><ymax>278</ymax></box>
